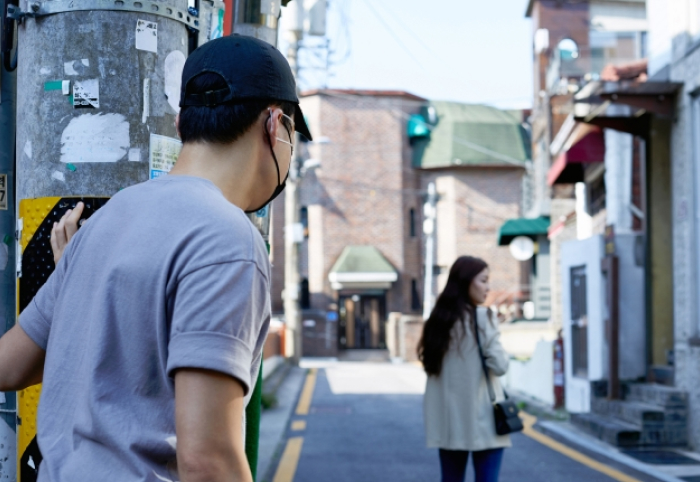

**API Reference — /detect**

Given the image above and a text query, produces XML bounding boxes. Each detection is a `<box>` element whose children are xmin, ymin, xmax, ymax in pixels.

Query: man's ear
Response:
<box><xmin>175</xmin><ymin>112</ymin><xmax>182</xmax><ymax>139</ymax></box>
<box><xmin>264</xmin><ymin>107</ymin><xmax>283</xmax><ymax>147</ymax></box>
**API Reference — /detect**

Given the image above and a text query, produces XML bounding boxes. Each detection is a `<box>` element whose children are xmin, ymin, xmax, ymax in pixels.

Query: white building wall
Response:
<box><xmin>561</xmin><ymin>235</ymin><xmax>606</xmax><ymax>414</ymax></box>
<box><xmin>502</xmin><ymin>340</ymin><xmax>555</xmax><ymax>407</ymax></box>
<box><xmin>668</xmin><ymin>0</ymin><xmax>700</xmax><ymax>450</ymax></box>
<box><xmin>604</xmin><ymin>130</ymin><xmax>634</xmax><ymax>232</ymax></box>
<box><xmin>589</xmin><ymin>1</ymin><xmax>647</xmax><ymax>33</ymax></box>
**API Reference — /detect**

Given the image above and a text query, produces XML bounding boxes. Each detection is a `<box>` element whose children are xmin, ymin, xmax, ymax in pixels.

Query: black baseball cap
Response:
<box><xmin>180</xmin><ymin>34</ymin><xmax>313</xmax><ymax>141</ymax></box>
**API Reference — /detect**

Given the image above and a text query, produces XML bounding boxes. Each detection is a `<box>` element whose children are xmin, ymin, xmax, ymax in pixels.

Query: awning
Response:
<box><xmin>572</xmin><ymin>80</ymin><xmax>682</xmax><ymax>137</ymax></box>
<box><xmin>328</xmin><ymin>246</ymin><xmax>398</xmax><ymax>290</ymax></box>
<box><xmin>497</xmin><ymin>216</ymin><xmax>550</xmax><ymax>246</ymax></box>
<box><xmin>547</xmin><ymin>123</ymin><xmax>605</xmax><ymax>186</ymax></box>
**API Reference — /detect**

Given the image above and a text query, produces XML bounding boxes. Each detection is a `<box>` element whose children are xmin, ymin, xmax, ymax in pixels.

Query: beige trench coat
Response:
<box><xmin>423</xmin><ymin>306</ymin><xmax>512</xmax><ymax>451</ymax></box>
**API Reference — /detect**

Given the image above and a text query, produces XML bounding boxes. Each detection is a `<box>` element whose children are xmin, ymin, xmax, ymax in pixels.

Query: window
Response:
<box><xmin>411</xmin><ymin>279</ymin><xmax>421</xmax><ymax>311</ymax></box>
<box><xmin>570</xmin><ymin>266</ymin><xmax>588</xmax><ymax>378</ymax></box>
<box><xmin>300</xmin><ymin>206</ymin><xmax>309</xmax><ymax>238</ymax></box>
<box><xmin>409</xmin><ymin>208</ymin><xmax>416</xmax><ymax>237</ymax></box>
<box><xmin>588</xmin><ymin>173</ymin><xmax>606</xmax><ymax>217</ymax></box>
<box><xmin>300</xmin><ymin>278</ymin><xmax>310</xmax><ymax>309</ymax></box>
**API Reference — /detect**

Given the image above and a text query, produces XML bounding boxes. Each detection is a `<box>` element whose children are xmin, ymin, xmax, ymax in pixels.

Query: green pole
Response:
<box><xmin>245</xmin><ymin>363</ymin><xmax>263</xmax><ymax>480</ymax></box>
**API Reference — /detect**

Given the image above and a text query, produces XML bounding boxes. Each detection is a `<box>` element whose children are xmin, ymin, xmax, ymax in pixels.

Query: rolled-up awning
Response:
<box><xmin>328</xmin><ymin>246</ymin><xmax>398</xmax><ymax>290</ymax></box>
<box><xmin>497</xmin><ymin>216</ymin><xmax>550</xmax><ymax>246</ymax></box>
<box><xmin>547</xmin><ymin>123</ymin><xmax>605</xmax><ymax>186</ymax></box>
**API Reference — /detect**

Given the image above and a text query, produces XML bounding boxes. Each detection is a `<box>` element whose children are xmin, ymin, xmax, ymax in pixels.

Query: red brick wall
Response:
<box><xmin>422</xmin><ymin>168</ymin><xmax>524</xmax><ymax>308</ymax></box>
<box><xmin>263</xmin><ymin>323</ymin><xmax>283</xmax><ymax>360</ymax></box>
<box><xmin>299</xmin><ymin>92</ymin><xmax>426</xmax><ymax>314</ymax></box>
<box><xmin>531</xmin><ymin>1</ymin><xmax>590</xmax><ymax>94</ymax></box>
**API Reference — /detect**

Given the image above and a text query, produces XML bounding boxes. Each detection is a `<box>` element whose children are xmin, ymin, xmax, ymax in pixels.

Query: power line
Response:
<box><xmin>371</xmin><ymin>1</ymin><xmax>442</xmax><ymax>61</ymax></box>
<box><xmin>356</xmin><ymin>0</ymin><xmax>427</xmax><ymax>71</ymax></box>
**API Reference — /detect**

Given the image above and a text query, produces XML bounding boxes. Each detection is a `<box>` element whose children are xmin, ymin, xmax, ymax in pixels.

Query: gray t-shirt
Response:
<box><xmin>19</xmin><ymin>175</ymin><xmax>271</xmax><ymax>482</ymax></box>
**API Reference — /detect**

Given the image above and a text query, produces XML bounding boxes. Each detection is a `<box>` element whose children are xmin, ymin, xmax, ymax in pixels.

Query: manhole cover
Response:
<box><xmin>621</xmin><ymin>449</ymin><xmax>700</xmax><ymax>465</ymax></box>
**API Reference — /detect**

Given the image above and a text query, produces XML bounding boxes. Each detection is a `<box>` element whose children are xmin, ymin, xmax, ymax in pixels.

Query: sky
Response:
<box><xmin>280</xmin><ymin>0</ymin><xmax>535</xmax><ymax>109</ymax></box>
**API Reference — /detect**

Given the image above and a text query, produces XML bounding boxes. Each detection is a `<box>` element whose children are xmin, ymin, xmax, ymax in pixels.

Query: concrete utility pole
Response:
<box><xmin>233</xmin><ymin>0</ymin><xmax>281</xmax><ymax>45</ymax></box>
<box><xmin>280</xmin><ymin>0</ymin><xmax>326</xmax><ymax>364</ymax></box>
<box><xmin>282</xmin><ymin>0</ymin><xmax>303</xmax><ymax>364</ymax></box>
<box><xmin>231</xmin><ymin>3</ymin><xmax>285</xmax><ymax>479</ymax></box>
<box><xmin>10</xmin><ymin>0</ymin><xmax>223</xmax><ymax>479</ymax></box>
<box><xmin>0</xmin><ymin>0</ymin><xmax>17</xmax><ymax>475</ymax></box>
<box><xmin>422</xmin><ymin>182</ymin><xmax>437</xmax><ymax>320</ymax></box>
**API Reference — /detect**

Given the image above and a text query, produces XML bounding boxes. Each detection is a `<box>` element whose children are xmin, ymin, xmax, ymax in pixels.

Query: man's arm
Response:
<box><xmin>0</xmin><ymin>324</ymin><xmax>45</xmax><ymax>391</ymax></box>
<box><xmin>0</xmin><ymin>203</ymin><xmax>83</xmax><ymax>391</ymax></box>
<box><xmin>175</xmin><ymin>368</ymin><xmax>253</xmax><ymax>482</ymax></box>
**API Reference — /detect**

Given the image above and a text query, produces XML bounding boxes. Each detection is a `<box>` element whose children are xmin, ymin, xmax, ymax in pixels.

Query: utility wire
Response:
<box><xmin>357</xmin><ymin>0</ymin><xmax>427</xmax><ymax>71</ymax></box>
<box><xmin>372</xmin><ymin>1</ymin><xmax>442</xmax><ymax>61</ymax></box>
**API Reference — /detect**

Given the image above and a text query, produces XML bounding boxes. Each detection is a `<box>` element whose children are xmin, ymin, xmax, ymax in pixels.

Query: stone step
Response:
<box><xmin>591</xmin><ymin>398</ymin><xmax>667</xmax><ymax>426</ymax></box>
<box><xmin>570</xmin><ymin>413</ymin><xmax>641</xmax><ymax>447</ymax></box>
<box><xmin>627</xmin><ymin>383</ymin><xmax>688</xmax><ymax>409</ymax></box>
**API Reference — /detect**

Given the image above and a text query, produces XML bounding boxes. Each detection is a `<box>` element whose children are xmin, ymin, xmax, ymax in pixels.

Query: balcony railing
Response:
<box><xmin>546</xmin><ymin>31</ymin><xmax>646</xmax><ymax>95</ymax></box>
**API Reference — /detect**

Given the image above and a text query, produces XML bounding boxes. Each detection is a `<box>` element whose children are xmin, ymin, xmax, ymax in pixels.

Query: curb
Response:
<box><xmin>536</xmin><ymin>420</ymin><xmax>686</xmax><ymax>482</ymax></box>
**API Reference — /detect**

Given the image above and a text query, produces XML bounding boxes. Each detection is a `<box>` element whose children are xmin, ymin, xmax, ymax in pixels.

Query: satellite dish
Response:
<box><xmin>558</xmin><ymin>38</ymin><xmax>579</xmax><ymax>61</ymax></box>
<box><xmin>509</xmin><ymin>236</ymin><xmax>535</xmax><ymax>261</ymax></box>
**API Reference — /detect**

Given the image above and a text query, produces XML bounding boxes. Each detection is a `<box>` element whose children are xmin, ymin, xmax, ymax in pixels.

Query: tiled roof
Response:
<box><xmin>413</xmin><ymin>101</ymin><xmax>531</xmax><ymax>169</ymax></box>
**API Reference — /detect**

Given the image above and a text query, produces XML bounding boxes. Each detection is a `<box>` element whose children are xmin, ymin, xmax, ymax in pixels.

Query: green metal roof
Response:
<box><xmin>329</xmin><ymin>246</ymin><xmax>396</xmax><ymax>274</ymax></box>
<box><xmin>497</xmin><ymin>216</ymin><xmax>550</xmax><ymax>246</ymax></box>
<box><xmin>413</xmin><ymin>101</ymin><xmax>531</xmax><ymax>169</ymax></box>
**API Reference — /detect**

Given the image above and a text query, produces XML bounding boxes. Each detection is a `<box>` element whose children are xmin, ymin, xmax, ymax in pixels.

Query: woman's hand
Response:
<box><xmin>50</xmin><ymin>202</ymin><xmax>84</xmax><ymax>265</ymax></box>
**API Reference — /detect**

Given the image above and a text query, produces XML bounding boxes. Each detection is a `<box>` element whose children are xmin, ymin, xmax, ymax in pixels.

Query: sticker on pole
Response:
<box><xmin>73</xmin><ymin>79</ymin><xmax>100</xmax><ymax>109</ymax></box>
<box><xmin>0</xmin><ymin>174</ymin><xmax>6</xmax><ymax>210</ymax></box>
<box><xmin>135</xmin><ymin>20</ymin><xmax>158</xmax><ymax>53</ymax></box>
<box><xmin>210</xmin><ymin>9</ymin><xmax>224</xmax><ymax>40</ymax></box>
<box><xmin>149</xmin><ymin>134</ymin><xmax>181</xmax><ymax>179</ymax></box>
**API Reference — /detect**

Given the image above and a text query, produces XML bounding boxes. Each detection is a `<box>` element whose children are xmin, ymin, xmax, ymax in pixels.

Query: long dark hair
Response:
<box><xmin>417</xmin><ymin>256</ymin><xmax>488</xmax><ymax>376</ymax></box>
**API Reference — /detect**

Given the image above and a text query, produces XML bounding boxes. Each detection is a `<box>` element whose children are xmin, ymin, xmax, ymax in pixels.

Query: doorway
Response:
<box><xmin>338</xmin><ymin>294</ymin><xmax>387</xmax><ymax>349</ymax></box>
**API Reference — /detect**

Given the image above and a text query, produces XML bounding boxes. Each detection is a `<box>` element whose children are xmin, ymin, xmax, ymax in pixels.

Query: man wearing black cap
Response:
<box><xmin>0</xmin><ymin>35</ymin><xmax>311</xmax><ymax>482</ymax></box>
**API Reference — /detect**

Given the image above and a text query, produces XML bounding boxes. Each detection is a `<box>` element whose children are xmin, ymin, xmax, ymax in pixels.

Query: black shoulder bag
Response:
<box><xmin>473</xmin><ymin>311</ymin><xmax>524</xmax><ymax>436</ymax></box>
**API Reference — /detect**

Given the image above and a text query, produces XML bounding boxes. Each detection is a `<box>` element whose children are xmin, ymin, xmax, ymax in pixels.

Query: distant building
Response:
<box><xmin>270</xmin><ymin>90</ymin><xmax>530</xmax><ymax>357</ymax></box>
<box><xmin>412</xmin><ymin>102</ymin><xmax>530</xmax><ymax>317</ymax></box>
<box><xmin>525</xmin><ymin>0</ymin><xmax>693</xmax><ymax>451</ymax></box>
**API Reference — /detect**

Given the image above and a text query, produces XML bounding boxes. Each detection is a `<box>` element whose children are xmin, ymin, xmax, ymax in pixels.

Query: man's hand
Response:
<box><xmin>50</xmin><ymin>202</ymin><xmax>84</xmax><ymax>265</ymax></box>
<box><xmin>175</xmin><ymin>369</ymin><xmax>252</xmax><ymax>482</ymax></box>
<box><xmin>0</xmin><ymin>324</ymin><xmax>45</xmax><ymax>391</ymax></box>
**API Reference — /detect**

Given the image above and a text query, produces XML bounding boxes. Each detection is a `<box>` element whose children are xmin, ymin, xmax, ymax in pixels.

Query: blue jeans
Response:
<box><xmin>438</xmin><ymin>448</ymin><xmax>504</xmax><ymax>482</ymax></box>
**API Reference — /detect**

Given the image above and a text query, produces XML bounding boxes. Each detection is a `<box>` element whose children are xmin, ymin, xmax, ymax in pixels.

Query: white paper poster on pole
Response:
<box><xmin>136</xmin><ymin>20</ymin><xmax>158</xmax><ymax>53</ymax></box>
<box><xmin>149</xmin><ymin>134</ymin><xmax>182</xmax><ymax>179</ymax></box>
<box><xmin>73</xmin><ymin>79</ymin><xmax>100</xmax><ymax>109</ymax></box>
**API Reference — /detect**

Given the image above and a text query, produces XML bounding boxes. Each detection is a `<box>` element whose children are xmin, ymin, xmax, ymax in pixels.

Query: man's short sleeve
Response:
<box><xmin>166</xmin><ymin>260</ymin><xmax>269</xmax><ymax>395</ymax></box>
<box><xmin>18</xmin><ymin>253</ymin><xmax>69</xmax><ymax>350</ymax></box>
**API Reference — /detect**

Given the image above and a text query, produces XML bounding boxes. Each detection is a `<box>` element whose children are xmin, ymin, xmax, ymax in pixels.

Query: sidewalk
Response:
<box><xmin>512</xmin><ymin>391</ymin><xmax>700</xmax><ymax>482</ymax></box>
<box><xmin>257</xmin><ymin>362</ymin><xmax>306</xmax><ymax>482</ymax></box>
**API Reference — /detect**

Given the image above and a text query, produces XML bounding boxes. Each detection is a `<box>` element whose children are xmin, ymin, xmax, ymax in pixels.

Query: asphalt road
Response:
<box><xmin>264</xmin><ymin>362</ymin><xmax>672</xmax><ymax>482</ymax></box>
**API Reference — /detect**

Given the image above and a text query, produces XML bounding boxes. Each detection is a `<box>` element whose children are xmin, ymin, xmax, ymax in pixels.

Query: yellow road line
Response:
<box><xmin>295</xmin><ymin>368</ymin><xmax>317</xmax><ymax>415</ymax></box>
<box><xmin>291</xmin><ymin>420</ymin><xmax>307</xmax><ymax>431</ymax></box>
<box><xmin>272</xmin><ymin>437</ymin><xmax>304</xmax><ymax>482</ymax></box>
<box><xmin>521</xmin><ymin>412</ymin><xmax>642</xmax><ymax>482</ymax></box>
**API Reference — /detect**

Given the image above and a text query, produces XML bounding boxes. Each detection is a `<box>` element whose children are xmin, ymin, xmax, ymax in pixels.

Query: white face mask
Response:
<box><xmin>244</xmin><ymin>110</ymin><xmax>294</xmax><ymax>214</ymax></box>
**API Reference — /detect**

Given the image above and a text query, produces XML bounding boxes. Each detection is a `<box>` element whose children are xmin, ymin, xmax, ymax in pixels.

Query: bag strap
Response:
<box><xmin>473</xmin><ymin>308</ymin><xmax>497</xmax><ymax>403</ymax></box>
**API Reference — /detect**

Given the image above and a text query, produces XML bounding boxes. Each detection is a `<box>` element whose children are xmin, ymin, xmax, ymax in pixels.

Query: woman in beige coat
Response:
<box><xmin>418</xmin><ymin>256</ymin><xmax>511</xmax><ymax>482</ymax></box>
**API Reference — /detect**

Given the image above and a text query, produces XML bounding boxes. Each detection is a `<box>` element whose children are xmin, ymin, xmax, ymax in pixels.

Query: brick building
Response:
<box><xmin>413</xmin><ymin>102</ymin><xmax>530</xmax><ymax>311</ymax></box>
<box><xmin>270</xmin><ymin>91</ymin><xmax>530</xmax><ymax>356</ymax></box>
